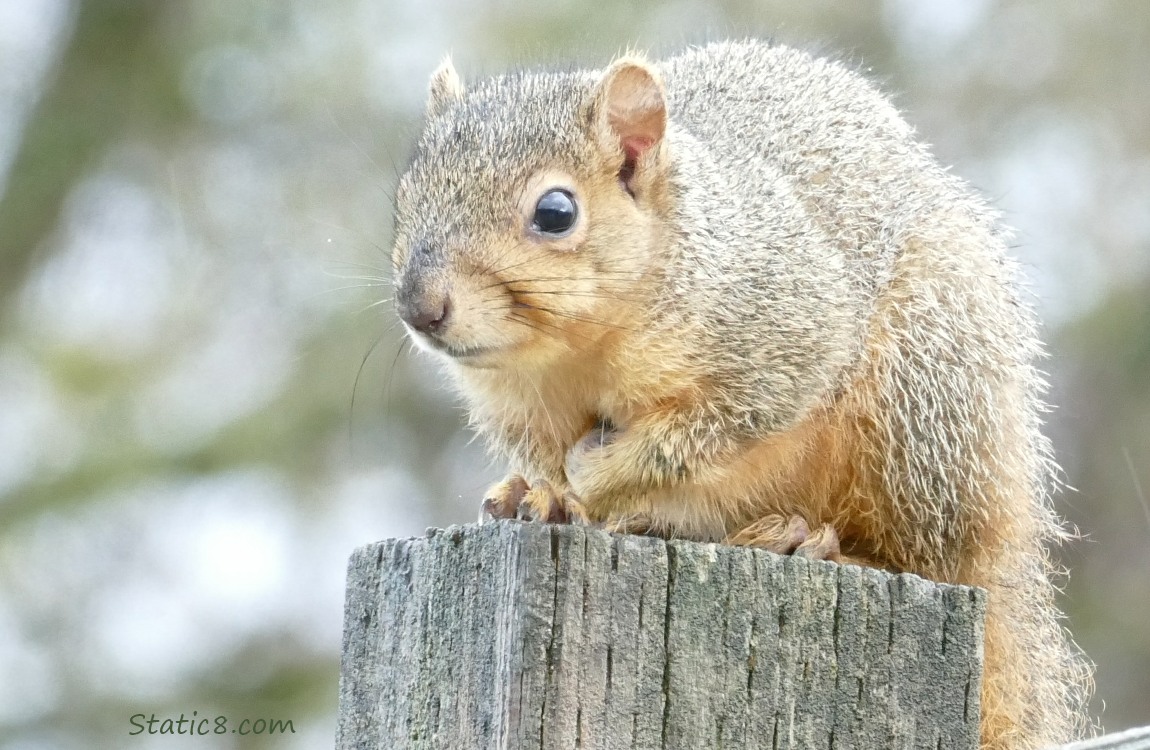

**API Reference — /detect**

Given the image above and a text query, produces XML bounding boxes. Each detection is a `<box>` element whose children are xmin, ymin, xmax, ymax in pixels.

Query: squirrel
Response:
<box><xmin>389</xmin><ymin>40</ymin><xmax>1092</xmax><ymax>749</ymax></box>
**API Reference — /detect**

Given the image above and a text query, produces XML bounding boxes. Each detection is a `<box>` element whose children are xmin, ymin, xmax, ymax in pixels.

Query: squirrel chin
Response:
<box><xmin>443</xmin><ymin>343</ymin><xmax>529</xmax><ymax>371</ymax></box>
<box><xmin>433</xmin><ymin>346</ymin><xmax>505</xmax><ymax>370</ymax></box>
<box><xmin>406</xmin><ymin>328</ymin><xmax>509</xmax><ymax>367</ymax></box>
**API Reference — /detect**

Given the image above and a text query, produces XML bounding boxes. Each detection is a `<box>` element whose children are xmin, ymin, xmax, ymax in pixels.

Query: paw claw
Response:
<box><xmin>517</xmin><ymin>480</ymin><xmax>556</xmax><ymax>522</ymax></box>
<box><xmin>727</xmin><ymin>515</ymin><xmax>842</xmax><ymax>562</ymax></box>
<box><xmin>481</xmin><ymin>476</ymin><xmax>588</xmax><ymax>526</ymax></box>
<box><xmin>794</xmin><ymin>524</ymin><xmax>842</xmax><ymax>562</ymax></box>
<box><xmin>726</xmin><ymin>513</ymin><xmax>809</xmax><ymax>554</ymax></box>
<box><xmin>480</xmin><ymin>475</ymin><xmax>529</xmax><ymax>522</ymax></box>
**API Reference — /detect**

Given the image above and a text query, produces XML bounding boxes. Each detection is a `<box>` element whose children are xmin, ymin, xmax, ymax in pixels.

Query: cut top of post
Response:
<box><xmin>337</xmin><ymin>521</ymin><xmax>986</xmax><ymax>750</ymax></box>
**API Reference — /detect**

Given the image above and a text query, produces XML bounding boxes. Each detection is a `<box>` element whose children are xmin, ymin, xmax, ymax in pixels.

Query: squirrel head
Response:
<box><xmin>392</xmin><ymin>53</ymin><xmax>671</xmax><ymax>371</ymax></box>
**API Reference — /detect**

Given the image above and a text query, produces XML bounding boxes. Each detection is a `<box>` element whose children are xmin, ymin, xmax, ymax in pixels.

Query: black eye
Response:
<box><xmin>531</xmin><ymin>189</ymin><xmax>577</xmax><ymax>236</ymax></box>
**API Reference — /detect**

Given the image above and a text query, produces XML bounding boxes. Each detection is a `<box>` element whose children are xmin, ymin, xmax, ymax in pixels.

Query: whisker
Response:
<box><xmin>349</xmin><ymin>331</ymin><xmax>387</xmax><ymax>460</ymax></box>
<box><xmin>475</xmin><ymin>287</ymin><xmax>643</xmax><ymax>308</ymax></box>
<box><xmin>323</xmin><ymin>282</ymin><xmax>392</xmax><ymax>292</ymax></box>
<box><xmin>507</xmin><ymin>312</ymin><xmax>557</xmax><ymax>339</ymax></box>
<box><xmin>295</xmin><ymin>287</ymin><xmax>392</xmax><ymax>308</ymax></box>
<box><xmin>483</xmin><ymin>254</ymin><xmax>548</xmax><ymax>279</ymax></box>
<box><xmin>307</xmin><ymin>216</ymin><xmax>393</xmax><ymax>256</ymax></box>
<box><xmin>511</xmin><ymin>289</ymin><xmax>646</xmax><ymax>302</ymax></box>
<box><xmin>509</xmin><ymin>310</ymin><xmax>570</xmax><ymax>337</ymax></box>
<box><xmin>479</xmin><ymin>276</ymin><xmax>644</xmax><ymax>295</ymax></box>
<box><xmin>321</xmin><ymin>274</ymin><xmax>391</xmax><ymax>285</ymax></box>
<box><xmin>506</xmin><ymin>274</ymin><xmax>646</xmax><ymax>282</ymax></box>
<box><xmin>512</xmin><ymin>300</ymin><xmax>632</xmax><ymax>332</ymax></box>
<box><xmin>544</xmin><ymin>309</ymin><xmax>632</xmax><ymax>331</ymax></box>
<box><xmin>355</xmin><ymin>297</ymin><xmax>396</xmax><ymax>316</ymax></box>
<box><xmin>383</xmin><ymin>337</ymin><xmax>413</xmax><ymax>423</ymax></box>
<box><xmin>476</xmin><ymin>269</ymin><xmax>648</xmax><ymax>293</ymax></box>
<box><xmin>508</xmin><ymin>305</ymin><xmax>630</xmax><ymax>338</ymax></box>
<box><xmin>324</xmin><ymin>102</ymin><xmax>398</xmax><ymax>198</ymax></box>
<box><xmin>323</xmin><ymin>261</ymin><xmax>394</xmax><ymax>278</ymax></box>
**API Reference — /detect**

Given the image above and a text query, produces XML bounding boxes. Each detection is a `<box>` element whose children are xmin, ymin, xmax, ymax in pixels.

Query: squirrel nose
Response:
<box><xmin>399</xmin><ymin>295</ymin><xmax>451</xmax><ymax>336</ymax></box>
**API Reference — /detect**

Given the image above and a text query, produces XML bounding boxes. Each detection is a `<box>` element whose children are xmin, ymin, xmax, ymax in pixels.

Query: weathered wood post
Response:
<box><xmin>336</xmin><ymin>521</ymin><xmax>988</xmax><ymax>749</ymax></box>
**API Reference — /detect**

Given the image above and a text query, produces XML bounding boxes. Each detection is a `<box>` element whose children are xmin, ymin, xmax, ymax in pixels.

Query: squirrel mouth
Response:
<box><xmin>407</xmin><ymin>327</ymin><xmax>503</xmax><ymax>363</ymax></box>
<box><xmin>429</xmin><ymin>339</ymin><xmax>499</xmax><ymax>361</ymax></box>
<box><xmin>447</xmin><ymin>344</ymin><xmax>495</xmax><ymax>359</ymax></box>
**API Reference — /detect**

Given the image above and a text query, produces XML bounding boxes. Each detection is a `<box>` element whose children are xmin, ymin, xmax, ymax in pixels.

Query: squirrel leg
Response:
<box><xmin>565</xmin><ymin>411</ymin><xmax>740</xmax><ymax>508</ymax></box>
<box><xmin>480</xmin><ymin>475</ymin><xmax>591</xmax><ymax>525</ymax></box>
<box><xmin>564</xmin><ymin>417</ymin><xmax>621</xmax><ymax>492</ymax></box>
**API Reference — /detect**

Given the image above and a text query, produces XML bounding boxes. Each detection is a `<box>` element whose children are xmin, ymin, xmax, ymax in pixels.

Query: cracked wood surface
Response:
<box><xmin>336</xmin><ymin>521</ymin><xmax>986</xmax><ymax>750</ymax></box>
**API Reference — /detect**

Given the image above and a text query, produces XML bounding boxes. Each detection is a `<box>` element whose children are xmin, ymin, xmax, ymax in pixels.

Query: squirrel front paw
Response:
<box><xmin>480</xmin><ymin>475</ymin><xmax>590</xmax><ymax>525</ymax></box>
<box><xmin>564</xmin><ymin>418</ymin><xmax>621</xmax><ymax>499</ymax></box>
<box><xmin>563</xmin><ymin>416</ymin><xmax>630</xmax><ymax>503</ymax></box>
<box><xmin>725</xmin><ymin>514</ymin><xmax>843</xmax><ymax>562</ymax></box>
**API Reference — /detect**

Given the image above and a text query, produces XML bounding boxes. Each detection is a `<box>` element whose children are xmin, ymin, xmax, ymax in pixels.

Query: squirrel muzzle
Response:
<box><xmin>396</xmin><ymin>282</ymin><xmax>450</xmax><ymax>339</ymax></box>
<box><xmin>393</xmin><ymin>238</ymin><xmax>521</xmax><ymax>365</ymax></box>
<box><xmin>395</xmin><ymin>240</ymin><xmax>455</xmax><ymax>348</ymax></box>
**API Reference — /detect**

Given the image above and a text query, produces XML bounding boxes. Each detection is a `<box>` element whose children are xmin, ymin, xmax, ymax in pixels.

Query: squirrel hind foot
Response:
<box><xmin>794</xmin><ymin>523</ymin><xmax>843</xmax><ymax>562</ymax></box>
<box><xmin>726</xmin><ymin>514</ymin><xmax>811</xmax><ymax>554</ymax></box>
<box><xmin>726</xmin><ymin>515</ymin><xmax>846</xmax><ymax>563</ymax></box>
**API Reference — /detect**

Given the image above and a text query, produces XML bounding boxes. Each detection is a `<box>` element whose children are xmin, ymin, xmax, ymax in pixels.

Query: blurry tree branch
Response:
<box><xmin>0</xmin><ymin>0</ymin><xmax>186</xmax><ymax>321</ymax></box>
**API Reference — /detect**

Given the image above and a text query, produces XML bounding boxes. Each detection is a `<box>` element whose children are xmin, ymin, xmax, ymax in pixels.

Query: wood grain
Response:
<box><xmin>336</xmin><ymin>521</ymin><xmax>986</xmax><ymax>749</ymax></box>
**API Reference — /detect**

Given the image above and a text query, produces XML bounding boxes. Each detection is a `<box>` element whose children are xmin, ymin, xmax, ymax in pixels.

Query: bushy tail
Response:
<box><xmin>965</xmin><ymin>512</ymin><xmax>1094</xmax><ymax>749</ymax></box>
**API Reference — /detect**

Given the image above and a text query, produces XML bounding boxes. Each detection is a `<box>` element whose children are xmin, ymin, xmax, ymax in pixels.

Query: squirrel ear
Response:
<box><xmin>593</xmin><ymin>55</ymin><xmax>666</xmax><ymax>183</ymax></box>
<box><xmin>427</xmin><ymin>55</ymin><xmax>464</xmax><ymax>118</ymax></box>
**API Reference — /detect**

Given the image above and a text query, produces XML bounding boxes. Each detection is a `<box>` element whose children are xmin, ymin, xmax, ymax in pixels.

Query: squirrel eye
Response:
<box><xmin>531</xmin><ymin>189</ymin><xmax>577</xmax><ymax>236</ymax></box>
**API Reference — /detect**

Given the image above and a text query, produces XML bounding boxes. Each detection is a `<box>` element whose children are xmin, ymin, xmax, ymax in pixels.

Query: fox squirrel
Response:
<box><xmin>390</xmin><ymin>40</ymin><xmax>1092</xmax><ymax>749</ymax></box>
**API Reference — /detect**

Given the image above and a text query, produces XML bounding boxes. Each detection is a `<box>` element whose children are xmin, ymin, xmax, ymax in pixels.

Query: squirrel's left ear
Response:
<box><xmin>591</xmin><ymin>55</ymin><xmax>667</xmax><ymax>187</ymax></box>
<box><xmin>427</xmin><ymin>55</ymin><xmax>465</xmax><ymax>119</ymax></box>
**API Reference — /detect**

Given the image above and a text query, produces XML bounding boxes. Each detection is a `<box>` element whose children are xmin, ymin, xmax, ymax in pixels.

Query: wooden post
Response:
<box><xmin>336</xmin><ymin>521</ymin><xmax>986</xmax><ymax>749</ymax></box>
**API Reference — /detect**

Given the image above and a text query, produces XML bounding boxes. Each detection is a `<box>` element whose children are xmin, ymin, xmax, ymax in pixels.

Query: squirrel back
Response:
<box><xmin>390</xmin><ymin>40</ymin><xmax>1092</xmax><ymax>749</ymax></box>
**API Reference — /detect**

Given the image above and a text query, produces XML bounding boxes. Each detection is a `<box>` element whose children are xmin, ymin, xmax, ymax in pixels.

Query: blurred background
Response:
<box><xmin>0</xmin><ymin>0</ymin><xmax>1146</xmax><ymax>747</ymax></box>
